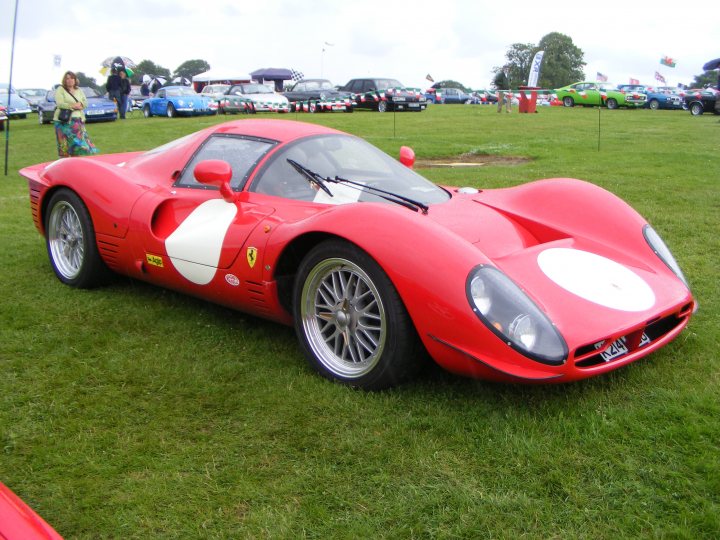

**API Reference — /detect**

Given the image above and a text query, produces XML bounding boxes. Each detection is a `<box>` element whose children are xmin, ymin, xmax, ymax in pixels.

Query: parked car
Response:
<box><xmin>222</xmin><ymin>83</ymin><xmax>289</xmax><ymax>112</ymax></box>
<box><xmin>37</xmin><ymin>86</ymin><xmax>118</xmax><ymax>124</ymax></box>
<box><xmin>19</xmin><ymin>119</ymin><xmax>694</xmax><ymax>389</ymax></box>
<box><xmin>0</xmin><ymin>84</ymin><xmax>32</xmax><ymax>118</ymax></box>
<box><xmin>0</xmin><ymin>481</ymin><xmax>62</xmax><ymax>539</ymax></box>
<box><xmin>200</xmin><ymin>84</ymin><xmax>230</xmax><ymax>101</ymax></box>
<box><xmin>142</xmin><ymin>85</ymin><xmax>217</xmax><ymax>118</ymax></box>
<box><xmin>434</xmin><ymin>87</ymin><xmax>473</xmax><ymax>104</ymax></box>
<box><xmin>128</xmin><ymin>85</ymin><xmax>147</xmax><ymax>110</ymax></box>
<box><xmin>282</xmin><ymin>79</ymin><xmax>353</xmax><ymax>113</ymax></box>
<box><xmin>339</xmin><ymin>78</ymin><xmax>427</xmax><ymax>112</ymax></box>
<box><xmin>684</xmin><ymin>87</ymin><xmax>719</xmax><ymax>116</ymax></box>
<box><xmin>555</xmin><ymin>81</ymin><xmax>646</xmax><ymax>109</ymax></box>
<box><xmin>616</xmin><ymin>84</ymin><xmax>684</xmax><ymax>110</ymax></box>
<box><xmin>17</xmin><ymin>88</ymin><xmax>47</xmax><ymax>112</ymax></box>
<box><xmin>217</xmin><ymin>91</ymin><xmax>257</xmax><ymax>114</ymax></box>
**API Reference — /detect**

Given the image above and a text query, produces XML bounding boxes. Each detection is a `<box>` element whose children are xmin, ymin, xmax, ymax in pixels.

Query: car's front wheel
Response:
<box><xmin>606</xmin><ymin>98</ymin><xmax>618</xmax><ymax>109</ymax></box>
<box><xmin>45</xmin><ymin>189</ymin><xmax>108</xmax><ymax>288</ymax></box>
<box><xmin>143</xmin><ymin>104</ymin><xmax>152</xmax><ymax>117</ymax></box>
<box><xmin>689</xmin><ymin>102</ymin><xmax>704</xmax><ymax>116</ymax></box>
<box><xmin>377</xmin><ymin>100</ymin><xmax>388</xmax><ymax>113</ymax></box>
<box><xmin>166</xmin><ymin>103</ymin><xmax>176</xmax><ymax>118</ymax></box>
<box><xmin>562</xmin><ymin>96</ymin><xmax>574</xmax><ymax>107</ymax></box>
<box><xmin>294</xmin><ymin>240</ymin><xmax>420</xmax><ymax>390</ymax></box>
<box><xmin>648</xmin><ymin>99</ymin><xmax>660</xmax><ymax>110</ymax></box>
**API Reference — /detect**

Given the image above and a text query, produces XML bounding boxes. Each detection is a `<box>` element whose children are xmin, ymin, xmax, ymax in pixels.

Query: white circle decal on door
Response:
<box><xmin>537</xmin><ymin>248</ymin><xmax>655</xmax><ymax>312</ymax></box>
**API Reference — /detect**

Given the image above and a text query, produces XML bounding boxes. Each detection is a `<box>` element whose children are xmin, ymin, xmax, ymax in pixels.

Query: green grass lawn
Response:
<box><xmin>1</xmin><ymin>105</ymin><xmax>718</xmax><ymax>539</ymax></box>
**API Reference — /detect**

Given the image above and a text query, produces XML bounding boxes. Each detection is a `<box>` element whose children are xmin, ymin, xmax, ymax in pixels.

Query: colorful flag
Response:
<box><xmin>426</xmin><ymin>74</ymin><xmax>434</xmax><ymax>83</ymax></box>
<box><xmin>660</xmin><ymin>56</ymin><xmax>676</xmax><ymax>67</ymax></box>
<box><xmin>655</xmin><ymin>71</ymin><xmax>666</xmax><ymax>83</ymax></box>
<box><xmin>629</xmin><ymin>78</ymin><xmax>639</xmax><ymax>85</ymax></box>
<box><xmin>290</xmin><ymin>69</ymin><xmax>304</xmax><ymax>82</ymax></box>
<box><xmin>596</xmin><ymin>72</ymin><xmax>608</xmax><ymax>82</ymax></box>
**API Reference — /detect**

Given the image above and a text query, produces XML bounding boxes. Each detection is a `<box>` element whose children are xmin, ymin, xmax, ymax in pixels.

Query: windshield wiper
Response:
<box><xmin>329</xmin><ymin>175</ymin><xmax>429</xmax><ymax>214</ymax></box>
<box><xmin>286</xmin><ymin>159</ymin><xmax>429</xmax><ymax>214</ymax></box>
<box><xmin>287</xmin><ymin>159</ymin><xmax>333</xmax><ymax>196</ymax></box>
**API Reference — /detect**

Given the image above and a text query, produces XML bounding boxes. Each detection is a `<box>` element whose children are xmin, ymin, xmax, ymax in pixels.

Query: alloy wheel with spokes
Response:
<box><xmin>294</xmin><ymin>240</ymin><xmax>421</xmax><ymax>389</ymax></box>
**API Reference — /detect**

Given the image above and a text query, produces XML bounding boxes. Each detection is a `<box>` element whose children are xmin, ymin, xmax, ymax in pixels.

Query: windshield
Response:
<box><xmin>238</xmin><ymin>84</ymin><xmax>273</xmax><ymax>94</ymax></box>
<box><xmin>81</xmin><ymin>87</ymin><xmax>99</xmax><ymax>98</ymax></box>
<box><xmin>376</xmin><ymin>79</ymin><xmax>404</xmax><ymax>90</ymax></box>
<box><xmin>167</xmin><ymin>87</ymin><xmax>197</xmax><ymax>96</ymax></box>
<box><xmin>251</xmin><ymin>134</ymin><xmax>449</xmax><ymax>206</ymax></box>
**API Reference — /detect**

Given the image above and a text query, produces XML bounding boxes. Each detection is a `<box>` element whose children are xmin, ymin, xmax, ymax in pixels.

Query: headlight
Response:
<box><xmin>466</xmin><ymin>266</ymin><xmax>567</xmax><ymax>365</ymax></box>
<box><xmin>643</xmin><ymin>224</ymin><xmax>689</xmax><ymax>288</ymax></box>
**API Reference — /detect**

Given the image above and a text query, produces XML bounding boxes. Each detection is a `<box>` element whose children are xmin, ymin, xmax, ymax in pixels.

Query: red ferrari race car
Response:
<box><xmin>20</xmin><ymin>120</ymin><xmax>695</xmax><ymax>389</ymax></box>
<box><xmin>0</xmin><ymin>481</ymin><xmax>62</xmax><ymax>540</ymax></box>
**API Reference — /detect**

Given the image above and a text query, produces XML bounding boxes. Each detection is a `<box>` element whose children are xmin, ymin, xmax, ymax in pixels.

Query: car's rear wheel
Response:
<box><xmin>308</xmin><ymin>101</ymin><xmax>318</xmax><ymax>113</ymax></box>
<box><xmin>143</xmin><ymin>104</ymin><xmax>152</xmax><ymax>117</ymax></box>
<box><xmin>689</xmin><ymin>102</ymin><xmax>704</xmax><ymax>116</ymax></box>
<box><xmin>377</xmin><ymin>100</ymin><xmax>388</xmax><ymax>113</ymax></box>
<box><xmin>45</xmin><ymin>189</ymin><xmax>108</xmax><ymax>288</ymax></box>
<box><xmin>606</xmin><ymin>98</ymin><xmax>618</xmax><ymax>109</ymax></box>
<box><xmin>562</xmin><ymin>96</ymin><xmax>574</xmax><ymax>107</ymax></box>
<box><xmin>294</xmin><ymin>240</ymin><xmax>420</xmax><ymax>390</ymax></box>
<box><xmin>648</xmin><ymin>99</ymin><xmax>660</xmax><ymax>110</ymax></box>
<box><xmin>166</xmin><ymin>103</ymin><xmax>176</xmax><ymax>118</ymax></box>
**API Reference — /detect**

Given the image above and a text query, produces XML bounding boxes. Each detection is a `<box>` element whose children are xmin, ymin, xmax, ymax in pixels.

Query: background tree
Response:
<box><xmin>691</xmin><ymin>71</ymin><xmax>718</xmax><ymax>88</ymax></box>
<box><xmin>535</xmin><ymin>32</ymin><xmax>585</xmax><ymax>88</ymax></box>
<box><xmin>491</xmin><ymin>43</ymin><xmax>535</xmax><ymax>89</ymax></box>
<box><xmin>173</xmin><ymin>59</ymin><xmax>211</xmax><ymax>81</ymax></box>
<box><xmin>431</xmin><ymin>80</ymin><xmax>471</xmax><ymax>92</ymax></box>
<box><xmin>133</xmin><ymin>60</ymin><xmax>171</xmax><ymax>85</ymax></box>
<box><xmin>76</xmin><ymin>72</ymin><xmax>100</xmax><ymax>93</ymax></box>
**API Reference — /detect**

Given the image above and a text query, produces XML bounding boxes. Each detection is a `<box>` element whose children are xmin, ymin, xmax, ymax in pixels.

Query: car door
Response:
<box><xmin>151</xmin><ymin>89</ymin><xmax>168</xmax><ymax>115</ymax></box>
<box><xmin>127</xmin><ymin>135</ymin><xmax>278</xmax><ymax>299</ymax></box>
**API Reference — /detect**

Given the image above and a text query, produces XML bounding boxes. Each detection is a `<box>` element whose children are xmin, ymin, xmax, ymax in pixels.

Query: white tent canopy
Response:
<box><xmin>191</xmin><ymin>70</ymin><xmax>252</xmax><ymax>91</ymax></box>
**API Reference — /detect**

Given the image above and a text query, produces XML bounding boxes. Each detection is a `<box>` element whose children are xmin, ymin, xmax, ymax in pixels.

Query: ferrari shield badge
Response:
<box><xmin>246</xmin><ymin>247</ymin><xmax>258</xmax><ymax>268</ymax></box>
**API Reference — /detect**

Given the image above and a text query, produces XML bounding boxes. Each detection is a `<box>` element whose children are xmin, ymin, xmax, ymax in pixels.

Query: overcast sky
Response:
<box><xmin>1</xmin><ymin>0</ymin><xmax>716</xmax><ymax>91</ymax></box>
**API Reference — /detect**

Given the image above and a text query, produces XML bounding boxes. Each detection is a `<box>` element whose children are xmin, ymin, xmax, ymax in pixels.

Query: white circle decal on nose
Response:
<box><xmin>537</xmin><ymin>248</ymin><xmax>655</xmax><ymax>312</ymax></box>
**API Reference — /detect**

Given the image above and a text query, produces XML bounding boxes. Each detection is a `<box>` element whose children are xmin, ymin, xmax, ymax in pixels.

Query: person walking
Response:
<box><xmin>54</xmin><ymin>71</ymin><xmax>98</xmax><ymax>157</ymax></box>
<box><xmin>118</xmin><ymin>70</ymin><xmax>131</xmax><ymax>119</ymax></box>
<box><xmin>105</xmin><ymin>68</ymin><xmax>122</xmax><ymax>117</ymax></box>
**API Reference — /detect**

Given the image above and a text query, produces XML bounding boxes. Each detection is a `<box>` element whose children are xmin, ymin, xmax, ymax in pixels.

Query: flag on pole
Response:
<box><xmin>426</xmin><ymin>74</ymin><xmax>434</xmax><ymax>83</ymax></box>
<box><xmin>596</xmin><ymin>72</ymin><xmax>608</xmax><ymax>82</ymax></box>
<box><xmin>527</xmin><ymin>50</ymin><xmax>545</xmax><ymax>87</ymax></box>
<box><xmin>629</xmin><ymin>78</ymin><xmax>639</xmax><ymax>84</ymax></box>
<box><xmin>660</xmin><ymin>56</ymin><xmax>676</xmax><ymax>67</ymax></box>
<box><xmin>290</xmin><ymin>69</ymin><xmax>304</xmax><ymax>82</ymax></box>
<box><xmin>655</xmin><ymin>71</ymin><xmax>666</xmax><ymax>83</ymax></box>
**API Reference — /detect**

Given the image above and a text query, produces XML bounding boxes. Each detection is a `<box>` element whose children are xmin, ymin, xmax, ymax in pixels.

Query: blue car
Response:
<box><xmin>617</xmin><ymin>84</ymin><xmax>684</xmax><ymax>110</ymax></box>
<box><xmin>0</xmin><ymin>84</ymin><xmax>32</xmax><ymax>118</ymax></box>
<box><xmin>142</xmin><ymin>86</ymin><xmax>216</xmax><ymax>117</ymax></box>
<box><xmin>37</xmin><ymin>86</ymin><xmax>118</xmax><ymax>124</ymax></box>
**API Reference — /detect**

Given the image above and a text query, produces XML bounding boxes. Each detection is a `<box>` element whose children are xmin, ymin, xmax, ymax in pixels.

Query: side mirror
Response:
<box><xmin>399</xmin><ymin>146</ymin><xmax>415</xmax><ymax>169</ymax></box>
<box><xmin>193</xmin><ymin>159</ymin><xmax>235</xmax><ymax>202</ymax></box>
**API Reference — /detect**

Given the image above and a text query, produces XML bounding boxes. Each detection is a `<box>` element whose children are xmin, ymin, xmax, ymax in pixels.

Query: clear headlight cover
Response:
<box><xmin>466</xmin><ymin>265</ymin><xmax>567</xmax><ymax>365</ymax></box>
<box><xmin>643</xmin><ymin>224</ymin><xmax>689</xmax><ymax>289</ymax></box>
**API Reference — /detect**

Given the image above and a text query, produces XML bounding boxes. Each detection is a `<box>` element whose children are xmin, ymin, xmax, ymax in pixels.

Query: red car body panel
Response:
<box><xmin>0</xmin><ymin>482</ymin><xmax>62</xmax><ymax>540</ymax></box>
<box><xmin>20</xmin><ymin>119</ymin><xmax>694</xmax><ymax>383</ymax></box>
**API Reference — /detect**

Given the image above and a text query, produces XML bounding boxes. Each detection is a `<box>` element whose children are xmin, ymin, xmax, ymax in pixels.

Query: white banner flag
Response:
<box><xmin>527</xmin><ymin>51</ymin><xmax>544</xmax><ymax>87</ymax></box>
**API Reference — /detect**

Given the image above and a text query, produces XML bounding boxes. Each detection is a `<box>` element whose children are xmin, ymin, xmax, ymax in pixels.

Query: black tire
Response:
<box><xmin>293</xmin><ymin>240</ymin><xmax>420</xmax><ymax>390</ymax></box>
<box><xmin>143</xmin><ymin>104</ymin><xmax>152</xmax><ymax>118</ymax></box>
<box><xmin>45</xmin><ymin>189</ymin><xmax>109</xmax><ymax>288</ymax></box>
<box><xmin>377</xmin><ymin>100</ymin><xmax>388</xmax><ymax>113</ymax></box>
<box><xmin>562</xmin><ymin>96</ymin><xmax>574</xmax><ymax>107</ymax></box>
<box><xmin>308</xmin><ymin>101</ymin><xmax>318</xmax><ymax>114</ymax></box>
<box><xmin>648</xmin><ymin>99</ymin><xmax>660</xmax><ymax>110</ymax></box>
<box><xmin>344</xmin><ymin>105</ymin><xmax>354</xmax><ymax>113</ymax></box>
<box><xmin>689</xmin><ymin>102</ymin><xmax>704</xmax><ymax>116</ymax></box>
<box><xmin>166</xmin><ymin>103</ymin><xmax>176</xmax><ymax>118</ymax></box>
<box><xmin>606</xmin><ymin>98</ymin><xmax>618</xmax><ymax>110</ymax></box>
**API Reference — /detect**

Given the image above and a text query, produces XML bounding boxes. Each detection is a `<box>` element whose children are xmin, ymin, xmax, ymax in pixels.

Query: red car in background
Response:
<box><xmin>20</xmin><ymin>119</ymin><xmax>694</xmax><ymax>389</ymax></box>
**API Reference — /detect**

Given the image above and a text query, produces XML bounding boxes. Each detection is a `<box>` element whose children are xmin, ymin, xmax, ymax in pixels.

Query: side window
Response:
<box><xmin>176</xmin><ymin>135</ymin><xmax>276</xmax><ymax>190</ymax></box>
<box><xmin>157</xmin><ymin>89</ymin><xmax>165</xmax><ymax>98</ymax></box>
